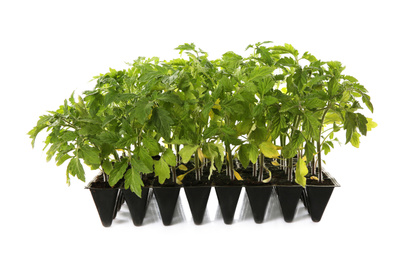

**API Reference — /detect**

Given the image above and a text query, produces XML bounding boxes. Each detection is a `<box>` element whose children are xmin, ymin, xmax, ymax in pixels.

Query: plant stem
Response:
<box><xmin>317</xmin><ymin>106</ymin><xmax>330</xmax><ymax>182</ymax></box>
<box><xmin>258</xmin><ymin>153</ymin><xmax>264</xmax><ymax>182</ymax></box>
<box><xmin>194</xmin><ymin>149</ymin><xmax>200</xmax><ymax>181</ymax></box>
<box><xmin>225</xmin><ymin>142</ymin><xmax>234</xmax><ymax>180</ymax></box>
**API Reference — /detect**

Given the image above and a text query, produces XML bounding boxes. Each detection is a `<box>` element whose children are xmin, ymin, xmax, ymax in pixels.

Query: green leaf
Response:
<box><xmin>282</xmin><ymin>131</ymin><xmax>304</xmax><ymax>158</ymax></box>
<box><xmin>56</xmin><ymin>154</ymin><xmax>71</xmax><ymax>166</ymax></box>
<box><xmin>139</xmin><ymin>147</ymin><xmax>154</xmax><ymax>171</ymax></box>
<box><xmin>175</xmin><ymin>43</ymin><xmax>196</xmax><ymax>54</ymax></box>
<box><xmin>344</xmin><ymin>75</ymin><xmax>358</xmax><ymax>83</ymax></box>
<box><xmin>304</xmin><ymin>142</ymin><xmax>316</xmax><ymax>163</ymax></box>
<box><xmin>302</xmin><ymin>52</ymin><xmax>317</xmax><ymax>62</ymax></box>
<box><xmin>322</xmin><ymin>142</ymin><xmax>331</xmax><ymax>155</ymax></box>
<box><xmin>154</xmin><ymin>158</ymin><xmax>170</xmax><ymax>184</ymax></box>
<box><xmin>28</xmin><ymin>115</ymin><xmax>52</xmax><ymax>148</ymax></box>
<box><xmin>303</xmin><ymin>113</ymin><xmax>320</xmax><ymax>139</ymax></box>
<box><xmin>238</xmin><ymin>144</ymin><xmax>259</xmax><ymax>167</ymax></box>
<box><xmin>328</xmin><ymin>77</ymin><xmax>338</xmax><ymax>97</ymax></box>
<box><xmin>361</xmin><ymin>93</ymin><xmax>374</xmax><ymax>113</ymax></box>
<box><xmin>344</xmin><ymin>112</ymin><xmax>357</xmax><ymax>144</ymax></box>
<box><xmin>304</xmin><ymin>97</ymin><xmax>326</xmax><ymax>110</ymax></box>
<box><xmin>248</xmin><ymin>66</ymin><xmax>275</xmax><ymax>82</ymax></box>
<box><xmin>131</xmin><ymin>156</ymin><xmax>152</xmax><ymax>174</ymax></box>
<box><xmin>271</xmin><ymin>111</ymin><xmax>287</xmax><ymax>139</ymax></box>
<box><xmin>108</xmin><ymin>158</ymin><xmax>128</xmax><ymax>187</ymax></box>
<box><xmin>151</xmin><ymin>107</ymin><xmax>174</xmax><ymax>140</ymax></box>
<box><xmin>124</xmin><ymin>168</ymin><xmax>144</xmax><ymax>197</ymax></box>
<box><xmin>236</xmin><ymin>119</ymin><xmax>253</xmax><ymax>136</ymax></box>
<box><xmin>179</xmin><ymin>144</ymin><xmax>199</xmax><ymax>164</ymax></box>
<box><xmin>163</xmin><ymin>148</ymin><xmax>177</xmax><ymax>166</ymax></box>
<box><xmin>270</xmin><ymin>44</ymin><xmax>299</xmax><ymax>57</ymax></box>
<box><xmin>79</xmin><ymin>145</ymin><xmax>100</xmax><ymax>166</ymax></box>
<box><xmin>295</xmin><ymin>158</ymin><xmax>307</xmax><ymax>187</ymax></box>
<box><xmin>131</xmin><ymin>98</ymin><xmax>153</xmax><ymax>124</ymax></box>
<box><xmin>238</xmin><ymin>144</ymin><xmax>250</xmax><ymax>168</ymax></box>
<box><xmin>142</xmin><ymin>136</ymin><xmax>162</xmax><ymax>156</ymax></box>
<box><xmin>102</xmin><ymin>159</ymin><xmax>113</xmax><ymax>174</ymax></box>
<box><xmin>350</xmin><ymin>131</ymin><xmax>361</xmax><ymax>148</ymax></box>
<box><xmin>67</xmin><ymin>157</ymin><xmax>85</xmax><ymax>182</ymax></box>
<box><xmin>357</xmin><ymin>113</ymin><xmax>368</xmax><ymax>136</ymax></box>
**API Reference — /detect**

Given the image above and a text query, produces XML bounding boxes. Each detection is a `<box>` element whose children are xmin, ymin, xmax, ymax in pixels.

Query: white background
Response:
<box><xmin>1</xmin><ymin>0</ymin><xmax>411</xmax><ymax>259</ymax></box>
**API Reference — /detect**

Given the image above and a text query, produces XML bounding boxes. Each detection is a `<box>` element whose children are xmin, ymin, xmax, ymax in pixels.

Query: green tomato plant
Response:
<box><xmin>29</xmin><ymin>42</ymin><xmax>377</xmax><ymax>198</ymax></box>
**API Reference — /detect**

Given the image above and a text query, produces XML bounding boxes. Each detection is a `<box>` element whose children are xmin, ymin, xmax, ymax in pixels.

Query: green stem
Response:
<box><xmin>194</xmin><ymin>149</ymin><xmax>200</xmax><ymax>181</ymax></box>
<box><xmin>225</xmin><ymin>142</ymin><xmax>234</xmax><ymax>180</ymax></box>
<box><xmin>317</xmin><ymin>106</ymin><xmax>330</xmax><ymax>182</ymax></box>
<box><xmin>258</xmin><ymin>153</ymin><xmax>264</xmax><ymax>182</ymax></box>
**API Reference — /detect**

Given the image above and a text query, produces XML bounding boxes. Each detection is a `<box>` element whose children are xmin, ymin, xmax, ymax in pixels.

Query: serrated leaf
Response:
<box><xmin>303</xmin><ymin>113</ymin><xmax>320</xmax><ymax>139</ymax></box>
<box><xmin>67</xmin><ymin>157</ymin><xmax>85</xmax><ymax>182</ymax></box>
<box><xmin>56</xmin><ymin>154</ymin><xmax>71</xmax><ymax>166</ymax></box>
<box><xmin>302</xmin><ymin>52</ymin><xmax>317</xmax><ymax>62</ymax></box>
<box><xmin>344</xmin><ymin>112</ymin><xmax>357</xmax><ymax>144</ymax></box>
<box><xmin>131</xmin><ymin>98</ymin><xmax>153</xmax><ymax>124</ymax></box>
<box><xmin>108</xmin><ymin>158</ymin><xmax>128</xmax><ymax>187</ymax></box>
<box><xmin>362</xmin><ymin>93</ymin><xmax>374</xmax><ymax>113</ymax></box>
<box><xmin>142</xmin><ymin>136</ymin><xmax>161</xmax><ymax>156</ymax></box>
<box><xmin>124</xmin><ymin>168</ymin><xmax>144</xmax><ymax>197</ymax></box>
<box><xmin>357</xmin><ymin>113</ymin><xmax>368</xmax><ymax>136</ymax></box>
<box><xmin>131</xmin><ymin>157</ymin><xmax>152</xmax><ymax>174</ymax></box>
<box><xmin>154</xmin><ymin>158</ymin><xmax>170</xmax><ymax>184</ymax></box>
<box><xmin>248</xmin><ymin>66</ymin><xmax>275</xmax><ymax>82</ymax></box>
<box><xmin>79</xmin><ymin>145</ymin><xmax>100</xmax><ymax>166</ymax></box>
<box><xmin>305</xmin><ymin>142</ymin><xmax>317</xmax><ymax>162</ymax></box>
<box><xmin>259</xmin><ymin>141</ymin><xmax>280</xmax><ymax>158</ymax></box>
<box><xmin>344</xmin><ymin>75</ymin><xmax>358</xmax><ymax>83</ymax></box>
<box><xmin>304</xmin><ymin>97</ymin><xmax>326</xmax><ymax>109</ymax></box>
<box><xmin>366</xmin><ymin>118</ymin><xmax>378</xmax><ymax>131</ymax></box>
<box><xmin>163</xmin><ymin>148</ymin><xmax>177</xmax><ymax>166</ymax></box>
<box><xmin>139</xmin><ymin>147</ymin><xmax>154</xmax><ymax>170</ymax></box>
<box><xmin>322</xmin><ymin>142</ymin><xmax>331</xmax><ymax>155</ymax></box>
<box><xmin>151</xmin><ymin>107</ymin><xmax>174</xmax><ymax>140</ymax></box>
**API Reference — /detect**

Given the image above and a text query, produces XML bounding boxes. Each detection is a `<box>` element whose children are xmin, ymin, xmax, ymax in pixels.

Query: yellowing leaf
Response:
<box><xmin>295</xmin><ymin>158</ymin><xmax>308</xmax><ymax>187</ymax></box>
<box><xmin>271</xmin><ymin>160</ymin><xmax>280</xmax><ymax>166</ymax></box>
<box><xmin>310</xmin><ymin>176</ymin><xmax>319</xmax><ymax>181</ymax></box>
<box><xmin>366</xmin><ymin>118</ymin><xmax>378</xmax><ymax>131</ymax></box>
<box><xmin>262</xmin><ymin>168</ymin><xmax>272</xmax><ymax>183</ymax></box>
<box><xmin>212</xmin><ymin>104</ymin><xmax>222</xmax><ymax>111</ymax></box>
<box><xmin>176</xmin><ymin>172</ymin><xmax>189</xmax><ymax>185</ymax></box>
<box><xmin>178</xmin><ymin>164</ymin><xmax>188</xmax><ymax>171</ymax></box>
<box><xmin>259</xmin><ymin>141</ymin><xmax>280</xmax><ymax>158</ymax></box>
<box><xmin>350</xmin><ymin>131</ymin><xmax>361</xmax><ymax>148</ymax></box>
<box><xmin>234</xmin><ymin>170</ymin><xmax>243</xmax><ymax>181</ymax></box>
<box><xmin>198</xmin><ymin>148</ymin><xmax>205</xmax><ymax>161</ymax></box>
